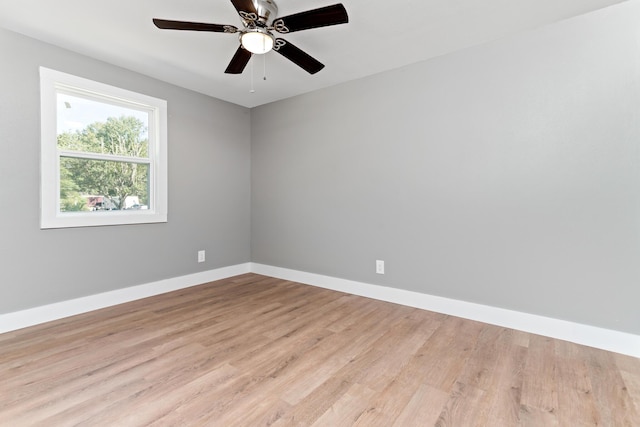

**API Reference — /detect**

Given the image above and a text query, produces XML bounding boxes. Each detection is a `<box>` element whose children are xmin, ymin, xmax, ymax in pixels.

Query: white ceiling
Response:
<box><xmin>0</xmin><ymin>0</ymin><xmax>628</xmax><ymax>108</ymax></box>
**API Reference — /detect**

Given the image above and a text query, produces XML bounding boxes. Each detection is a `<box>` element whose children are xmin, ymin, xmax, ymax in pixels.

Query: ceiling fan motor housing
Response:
<box><xmin>251</xmin><ymin>0</ymin><xmax>278</xmax><ymax>26</ymax></box>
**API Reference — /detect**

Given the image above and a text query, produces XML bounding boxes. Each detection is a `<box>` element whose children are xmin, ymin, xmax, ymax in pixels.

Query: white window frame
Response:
<box><xmin>40</xmin><ymin>67</ymin><xmax>168</xmax><ymax>229</ymax></box>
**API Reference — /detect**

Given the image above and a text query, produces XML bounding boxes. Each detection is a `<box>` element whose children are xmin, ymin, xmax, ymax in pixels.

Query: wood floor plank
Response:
<box><xmin>519</xmin><ymin>404</ymin><xmax>560</xmax><ymax>426</ymax></box>
<box><xmin>484</xmin><ymin>335</ymin><xmax>527</xmax><ymax>425</ymax></box>
<box><xmin>392</xmin><ymin>383</ymin><xmax>450</xmax><ymax>427</ymax></box>
<box><xmin>311</xmin><ymin>383</ymin><xmax>377</xmax><ymax>427</ymax></box>
<box><xmin>585</xmin><ymin>346</ymin><xmax>640</xmax><ymax>426</ymax></box>
<box><xmin>555</xmin><ymin>357</ymin><xmax>600</xmax><ymax>426</ymax></box>
<box><xmin>1</xmin><ymin>273</ymin><xmax>638</xmax><ymax>426</ymax></box>
<box><xmin>451</xmin><ymin>325</ymin><xmax>522</xmax><ymax>425</ymax></box>
<box><xmin>520</xmin><ymin>334</ymin><xmax>559</xmax><ymax>416</ymax></box>
<box><xmin>620</xmin><ymin>370</ymin><xmax>640</xmax><ymax>415</ymax></box>
<box><xmin>413</xmin><ymin>316</ymin><xmax>484</xmax><ymax>392</ymax></box>
<box><xmin>348</xmin><ymin>315</ymin><xmax>444</xmax><ymax>426</ymax></box>
<box><xmin>434</xmin><ymin>381</ymin><xmax>486</xmax><ymax>427</ymax></box>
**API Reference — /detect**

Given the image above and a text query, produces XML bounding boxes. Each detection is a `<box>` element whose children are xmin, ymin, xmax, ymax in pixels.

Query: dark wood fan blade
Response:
<box><xmin>153</xmin><ymin>18</ymin><xmax>237</xmax><ymax>33</ymax></box>
<box><xmin>225</xmin><ymin>46</ymin><xmax>253</xmax><ymax>74</ymax></box>
<box><xmin>273</xmin><ymin>39</ymin><xmax>324</xmax><ymax>74</ymax></box>
<box><xmin>230</xmin><ymin>0</ymin><xmax>258</xmax><ymax>17</ymax></box>
<box><xmin>272</xmin><ymin>4</ymin><xmax>348</xmax><ymax>34</ymax></box>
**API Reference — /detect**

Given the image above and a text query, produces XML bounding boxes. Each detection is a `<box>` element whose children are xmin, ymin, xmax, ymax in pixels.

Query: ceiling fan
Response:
<box><xmin>153</xmin><ymin>0</ymin><xmax>348</xmax><ymax>75</ymax></box>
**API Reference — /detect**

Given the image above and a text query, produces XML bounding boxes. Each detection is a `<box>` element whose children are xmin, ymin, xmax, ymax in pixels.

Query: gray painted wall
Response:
<box><xmin>251</xmin><ymin>2</ymin><xmax>640</xmax><ymax>334</ymax></box>
<box><xmin>0</xmin><ymin>29</ymin><xmax>251</xmax><ymax>313</ymax></box>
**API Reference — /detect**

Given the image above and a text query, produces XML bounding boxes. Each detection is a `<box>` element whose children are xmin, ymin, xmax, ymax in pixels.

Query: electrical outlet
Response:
<box><xmin>376</xmin><ymin>260</ymin><xmax>385</xmax><ymax>274</ymax></box>
<box><xmin>198</xmin><ymin>250</ymin><xmax>205</xmax><ymax>263</ymax></box>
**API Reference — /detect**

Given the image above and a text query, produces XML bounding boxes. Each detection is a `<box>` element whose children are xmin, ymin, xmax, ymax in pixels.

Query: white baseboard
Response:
<box><xmin>3</xmin><ymin>262</ymin><xmax>639</xmax><ymax>358</ymax></box>
<box><xmin>250</xmin><ymin>263</ymin><xmax>640</xmax><ymax>358</ymax></box>
<box><xmin>0</xmin><ymin>263</ymin><xmax>251</xmax><ymax>334</ymax></box>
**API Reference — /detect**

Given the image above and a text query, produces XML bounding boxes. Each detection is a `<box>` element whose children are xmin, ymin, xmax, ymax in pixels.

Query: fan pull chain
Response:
<box><xmin>250</xmin><ymin>56</ymin><xmax>255</xmax><ymax>93</ymax></box>
<box><xmin>263</xmin><ymin>53</ymin><xmax>267</xmax><ymax>81</ymax></box>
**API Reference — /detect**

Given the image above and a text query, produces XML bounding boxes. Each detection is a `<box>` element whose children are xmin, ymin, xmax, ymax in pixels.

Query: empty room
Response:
<box><xmin>1</xmin><ymin>0</ymin><xmax>639</xmax><ymax>425</ymax></box>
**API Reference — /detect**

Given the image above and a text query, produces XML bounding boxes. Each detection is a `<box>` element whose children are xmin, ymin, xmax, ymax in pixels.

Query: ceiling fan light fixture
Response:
<box><xmin>240</xmin><ymin>29</ymin><xmax>274</xmax><ymax>54</ymax></box>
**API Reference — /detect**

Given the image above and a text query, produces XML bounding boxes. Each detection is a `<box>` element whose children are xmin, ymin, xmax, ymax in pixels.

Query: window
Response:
<box><xmin>40</xmin><ymin>67</ymin><xmax>167</xmax><ymax>228</ymax></box>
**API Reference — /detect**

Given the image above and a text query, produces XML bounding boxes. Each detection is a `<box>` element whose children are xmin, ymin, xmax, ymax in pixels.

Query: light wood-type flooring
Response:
<box><xmin>1</xmin><ymin>273</ymin><xmax>639</xmax><ymax>426</ymax></box>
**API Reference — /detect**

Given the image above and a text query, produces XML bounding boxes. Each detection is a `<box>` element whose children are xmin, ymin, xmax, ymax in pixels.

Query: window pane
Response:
<box><xmin>57</xmin><ymin>93</ymin><xmax>149</xmax><ymax>158</ymax></box>
<box><xmin>60</xmin><ymin>157</ymin><xmax>150</xmax><ymax>212</ymax></box>
<box><xmin>41</xmin><ymin>67</ymin><xmax>167</xmax><ymax>228</ymax></box>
